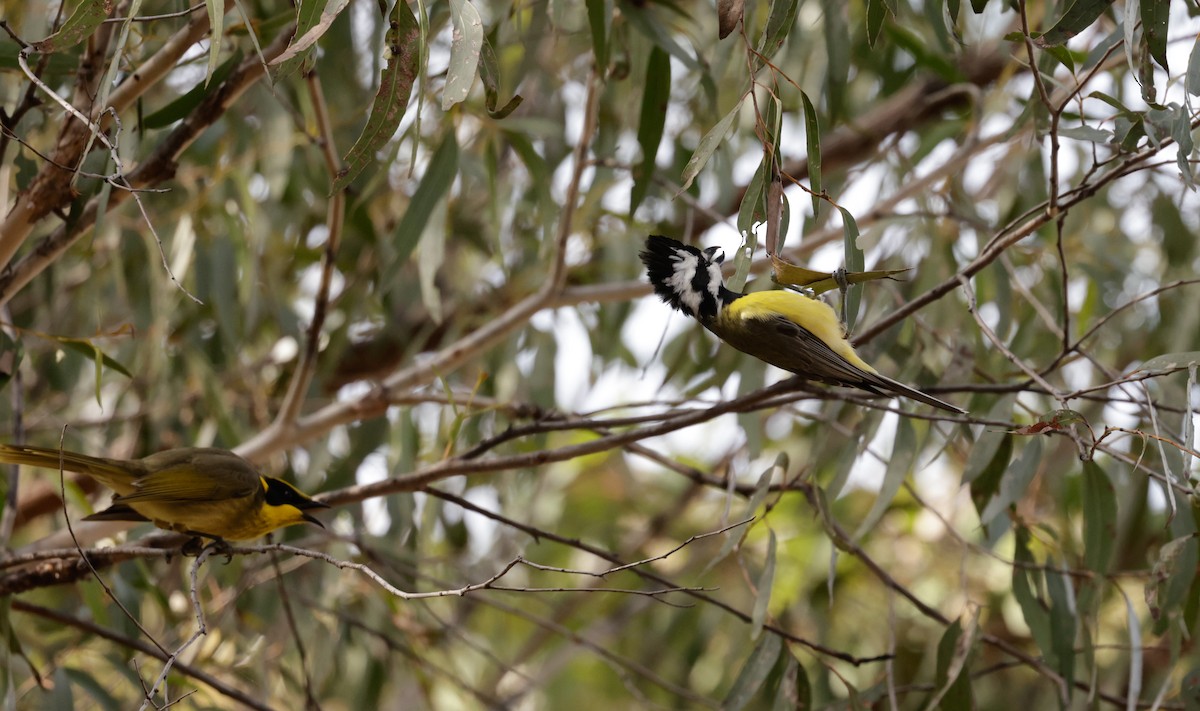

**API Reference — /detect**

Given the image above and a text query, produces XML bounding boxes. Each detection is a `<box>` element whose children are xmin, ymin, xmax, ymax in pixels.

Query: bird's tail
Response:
<box><xmin>0</xmin><ymin>444</ymin><xmax>138</xmax><ymax>491</ymax></box>
<box><xmin>862</xmin><ymin>374</ymin><xmax>965</xmax><ymax>414</ymax></box>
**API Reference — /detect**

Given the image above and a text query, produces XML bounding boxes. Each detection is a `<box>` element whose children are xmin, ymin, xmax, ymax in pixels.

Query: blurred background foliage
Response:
<box><xmin>1</xmin><ymin>0</ymin><xmax>1199</xmax><ymax>707</ymax></box>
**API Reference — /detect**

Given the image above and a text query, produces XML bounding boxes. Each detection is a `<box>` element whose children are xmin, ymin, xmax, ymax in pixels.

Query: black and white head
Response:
<box><xmin>640</xmin><ymin>235</ymin><xmax>736</xmax><ymax>322</ymax></box>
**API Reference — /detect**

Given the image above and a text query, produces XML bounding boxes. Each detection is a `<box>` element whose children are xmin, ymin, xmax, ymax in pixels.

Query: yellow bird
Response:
<box><xmin>640</xmin><ymin>235</ymin><xmax>963</xmax><ymax>413</ymax></box>
<box><xmin>0</xmin><ymin>444</ymin><xmax>329</xmax><ymax>541</ymax></box>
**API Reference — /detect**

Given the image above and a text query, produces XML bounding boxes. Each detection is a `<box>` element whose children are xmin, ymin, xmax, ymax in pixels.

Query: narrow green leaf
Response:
<box><xmin>801</xmin><ymin>91</ymin><xmax>821</xmax><ymax>216</ymax></box>
<box><xmin>268</xmin><ymin>0</ymin><xmax>352</xmax><ymax>68</ymax></box>
<box><xmin>1013</xmin><ymin>528</ymin><xmax>1053</xmax><ymax>653</ymax></box>
<box><xmin>824</xmin><ymin>435</ymin><xmax>862</xmax><ymax>502</ymax></box>
<box><xmin>723</xmin><ymin>632</ymin><xmax>783</xmax><ymax>711</ymax></box>
<box><xmin>478</xmin><ymin>34</ymin><xmax>522</xmax><ymax>118</ymax></box>
<box><xmin>204</xmin><ymin>0</ymin><xmax>225</xmax><ymax>86</ymax></box>
<box><xmin>622</xmin><ymin>4</ymin><xmax>704</xmax><ymax>74</ymax></box>
<box><xmin>1146</xmin><ymin>535</ymin><xmax>1198</xmax><ymax>631</ymax></box>
<box><xmin>443</xmin><ymin>0</ymin><xmax>484</xmax><ymax>110</ymax></box>
<box><xmin>1138</xmin><ymin>351</ymin><xmax>1200</xmax><ymax>375</ymax></box>
<box><xmin>750</xmin><ymin>530</ymin><xmax>777</xmax><ymax>637</ymax></box>
<box><xmin>1140</xmin><ymin>0</ymin><xmax>1169</xmax><ymax>71</ymax></box>
<box><xmin>730</xmin><ymin>230</ymin><xmax>758</xmax><ymax>295</ymax></box>
<box><xmin>771</xmin><ymin>654</ymin><xmax>807</xmax><ymax>711</ymax></box>
<box><xmin>837</xmin><ymin>206</ymin><xmax>863</xmax><ymax>331</ymax></box>
<box><xmin>979</xmin><ymin>437</ymin><xmax>1042</xmax><ymax>526</ymax></box>
<box><xmin>143</xmin><ymin>52</ymin><xmax>242</xmax><ymax>129</ymax></box>
<box><xmin>333</xmin><ymin>0</ymin><xmax>421</xmax><ymax>192</ymax></box>
<box><xmin>706</xmin><ymin>454</ymin><xmax>782</xmax><ymax>573</ymax></box>
<box><xmin>390</xmin><ymin>131</ymin><xmax>459</xmax><ymax>274</ymax></box>
<box><xmin>1057</xmin><ymin>125</ymin><xmax>1112</xmax><ymax>143</ymax></box>
<box><xmin>1043</xmin><ymin>45</ymin><xmax>1075</xmax><ymax>73</ymax></box>
<box><xmin>1122</xmin><ymin>588</ymin><xmax>1144</xmax><ymax>707</ymax></box>
<box><xmin>1082</xmin><ymin>461</ymin><xmax>1117</xmax><ymax>577</ymax></box>
<box><xmin>854</xmin><ymin>417</ymin><xmax>916</xmax><ymax>539</ymax></box>
<box><xmin>821</xmin><ymin>0</ymin><xmax>850</xmax><ymax>120</ymax></box>
<box><xmin>31</xmin><ymin>0</ymin><xmax>110</xmax><ymax>53</ymax></box>
<box><xmin>678</xmin><ymin>101</ymin><xmax>740</xmax><ymax>193</ymax></box>
<box><xmin>1124</xmin><ymin>0</ymin><xmax>1138</xmax><ymax>80</ymax></box>
<box><xmin>934</xmin><ymin>620</ymin><xmax>975</xmax><ymax>711</ymax></box>
<box><xmin>418</xmin><ymin>198</ymin><xmax>447</xmax><ymax>322</ymax></box>
<box><xmin>274</xmin><ymin>0</ymin><xmax>329</xmax><ymax>81</ymax></box>
<box><xmin>1088</xmin><ymin>90</ymin><xmax>1132</xmax><ymax>114</ymax></box>
<box><xmin>630</xmin><ymin>46</ymin><xmax>670</xmax><ymax>215</ymax></box>
<box><xmin>586</xmin><ymin>0</ymin><xmax>613</xmax><ymax>70</ymax></box>
<box><xmin>1188</xmin><ymin>34</ymin><xmax>1200</xmax><ymax>97</ymax></box>
<box><xmin>60</xmin><ymin>339</ymin><xmax>134</xmax><ymax>379</ymax></box>
<box><xmin>1172</xmin><ymin>104</ymin><xmax>1195</xmax><ymax>189</ymax></box>
<box><xmin>866</xmin><ymin>0</ymin><xmax>887</xmax><ymax>47</ymax></box>
<box><xmin>736</xmin><ymin>162</ymin><xmax>767</xmax><ymax>262</ymax></box>
<box><xmin>1045</xmin><ymin>565</ymin><xmax>1077</xmax><ymax>695</ymax></box>
<box><xmin>752</xmin><ymin>0</ymin><xmax>799</xmax><ymax>71</ymax></box>
<box><xmin>1037</xmin><ymin>0</ymin><xmax>1118</xmax><ymax>47</ymax></box>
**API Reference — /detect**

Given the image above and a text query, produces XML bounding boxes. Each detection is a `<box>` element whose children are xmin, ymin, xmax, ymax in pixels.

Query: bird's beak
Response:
<box><xmin>299</xmin><ymin>498</ymin><xmax>330</xmax><ymax>527</ymax></box>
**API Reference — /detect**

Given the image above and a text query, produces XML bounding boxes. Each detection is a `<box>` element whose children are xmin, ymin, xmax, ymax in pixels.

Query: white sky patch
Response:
<box><xmin>293</xmin><ymin>262</ymin><xmax>344</xmax><ymax>323</ymax></box>
<box><xmin>548</xmin><ymin>308</ymin><xmax>592</xmax><ymax>410</ymax></box>
<box><xmin>357</xmin><ymin>451</ymin><xmax>392</xmax><ymax>536</ymax></box>
<box><xmin>457</xmin><ymin>487</ymin><xmax>502</xmax><ymax>561</ymax></box>
<box><xmin>1059</xmin><ymin>356</ymin><xmax>1094</xmax><ymax>392</ymax></box>
<box><xmin>841</xmin><ymin>410</ymin><xmax>897</xmax><ymax>494</ymax></box>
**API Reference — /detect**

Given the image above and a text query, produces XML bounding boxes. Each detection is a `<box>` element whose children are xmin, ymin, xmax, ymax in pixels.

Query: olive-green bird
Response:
<box><xmin>0</xmin><ymin>444</ymin><xmax>329</xmax><ymax>541</ymax></box>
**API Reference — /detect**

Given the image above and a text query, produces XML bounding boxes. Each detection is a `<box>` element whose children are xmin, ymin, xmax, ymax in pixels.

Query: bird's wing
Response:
<box><xmin>713</xmin><ymin>314</ymin><xmax>880</xmax><ymax>387</ymax></box>
<box><xmin>113</xmin><ymin>466</ymin><xmax>260</xmax><ymax>505</ymax></box>
<box><xmin>714</xmin><ymin>314</ymin><xmax>964</xmax><ymax>413</ymax></box>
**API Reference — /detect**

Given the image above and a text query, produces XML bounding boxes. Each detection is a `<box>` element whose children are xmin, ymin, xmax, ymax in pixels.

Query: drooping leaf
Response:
<box><xmin>268</xmin><ymin>0</ymin><xmax>352</xmax><ymax>67</ymax></box>
<box><xmin>723</xmin><ymin>631</ymin><xmax>783</xmax><ymax>710</ymax></box>
<box><xmin>332</xmin><ymin>0</ymin><xmax>421</xmax><ymax>192</ymax></box>
<box><xmin>1140</xmin><ymin>0</ymin><xmax>1169</xmax><ymax>71</ymax></box>
<box><xmin>752</xmin><ymin>0</ymin><xmax>799</xmax><ymax>71</ymax></box>
<box><xmin>388</xmin><ymin>130</ymin><xmax>460</xmax><ymax>290</ymax></box>
<box><xmin>586</xmin><ymin>0</ymin><xmax>613</xmax><ymax>68</ymax></box>
<box><xmin>934</xmin><ymin>617</ymin><xmax>976</xmax><ymax>710</ymax></box>
<box><xmin>750</xmin><ymin>530</ymin><xmax>776</xmax><ymax>637</ymax></box>
<box><xmin>442</xmin><ymin>0</ymin><xmax>484</xmax><ymax>110</ymax></box>
<box><xmin>31</xmin><ymin>0</ymin><xmax>111</xmax><ymax>53</ymax></box>
<box><xmin>478</xmin><ymin>33</ymin><xmax>522</xmax><ymax>118</ymax></box>
<box><xmin>979</xmin><ymin>436</ymin><xmax>1042</xmax><ymax>526</ymax></box>
<box><xmin>837</xmin><ymin>206</ymin><xmax>864</xmax><ymax>331</ymax></box>
<box><xmin>274</xmin><ymin>0</ymin><xmax>330</xmax><ymax>81</ymax></box>
<box><xmin>630</xmin><ymin>46</ymin><xmax>670</xmax><ymax>215</ymax></box>
<box><xmin>204</xmin><ymin>0</ymin><xmax>225</xmax><ymax>86</ymax></box>
<box><xmin>679</xmin><ymin>101</ymin><xmax>741</xmax><ymax>193</ymax></box>
<box><xmin>801</xmin><ymin>91</ymin><xmax>821</xmax><ymax>217</ymax></box>
<box><xmin>866</xmin><ymin>0</ymin><xmax>887</xmax><ymax>47</ymax></box>
<box><xmin>1037</xmin><ymin>0</ymin><xmax>1118</xmax><ymax>47</ymax></box>
<box><xmin>854</xmin><ymin>417</ymin><xmax>916</xmax><ymax>539</ymax></box>
<box><xmin>143</xmin><ymin>51</ymin><xmax>242</xmax><ymax>129</ymax></box>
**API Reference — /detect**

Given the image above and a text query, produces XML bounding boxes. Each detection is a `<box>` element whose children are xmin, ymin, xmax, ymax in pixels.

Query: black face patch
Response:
<box><xmin>263</xmin><ymin>477</ymin><xmax>329</xmax><ymax>511</ymax></box>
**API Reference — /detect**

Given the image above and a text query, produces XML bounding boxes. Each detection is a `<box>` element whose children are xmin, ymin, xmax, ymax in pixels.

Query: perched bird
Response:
<box><xmin>639</xmin><ymin>235</ymin><xmax>963</xmax><ymax>413</ymax></box>
<box><xmin>0</xmin><ymin>444</ymin><xmax>329</xmax><ymax>541</ymax></box>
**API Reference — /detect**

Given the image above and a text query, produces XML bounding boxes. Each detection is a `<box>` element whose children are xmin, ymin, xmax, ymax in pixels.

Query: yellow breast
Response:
<box><xmin>721</xmin><ymin>290</ymin><xmax>877</xmax><ymax>373</ymax></box>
